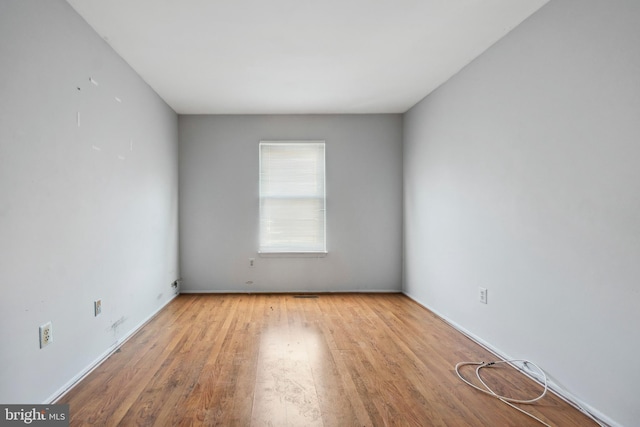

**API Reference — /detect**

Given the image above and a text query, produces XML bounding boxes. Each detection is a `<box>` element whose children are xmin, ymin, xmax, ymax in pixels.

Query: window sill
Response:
<box><xmin>258</xmin><ymin>252</ymin><xmax>328</xmax><ymax>258</ymax></box>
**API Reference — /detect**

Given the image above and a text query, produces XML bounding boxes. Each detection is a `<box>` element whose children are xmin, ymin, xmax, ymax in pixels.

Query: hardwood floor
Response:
<box><xmin>59</xmin><ymin>294</ymin><xmax>598</xmax><ymax>426</ymax></box>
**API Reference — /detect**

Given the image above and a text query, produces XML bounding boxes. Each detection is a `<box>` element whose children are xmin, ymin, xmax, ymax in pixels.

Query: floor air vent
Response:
<box><xmin>293</xmin><ymin>295</ymin><xmax>319</xmax><ymax>298</ymax></box>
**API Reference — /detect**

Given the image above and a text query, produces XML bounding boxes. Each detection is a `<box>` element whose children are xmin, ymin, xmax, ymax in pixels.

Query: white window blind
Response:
<box><xmin>259</xmin><ymin>141</ymin><xmax>326</xmax><ymax>253</ymax></box>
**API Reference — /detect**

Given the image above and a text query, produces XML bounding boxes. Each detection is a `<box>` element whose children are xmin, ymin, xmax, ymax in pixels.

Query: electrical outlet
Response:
<box><xmin>249</xmin><ymin>258</ymin><xmax>255</xmax><ymax>267</ymax></box>
<box><xmin>39</xmin><ymin>322</ymin><xmax>53</xmax><ymax>348</ymax></box>
<box><xmin>479</xmin><ymin>287</ymin><xmax>488</xmax><ymax>304</ymax></box>
<box><xmin>94</xmin><ymin>300</ymin><xmax>102</xmax><ymax>316</ymax></box>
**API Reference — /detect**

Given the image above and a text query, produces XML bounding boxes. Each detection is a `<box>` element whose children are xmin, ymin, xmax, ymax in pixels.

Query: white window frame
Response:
<box><xmin>259</xmin><ymin>141</ymin><xmax>327</xmax><ymax>255</ymax></box>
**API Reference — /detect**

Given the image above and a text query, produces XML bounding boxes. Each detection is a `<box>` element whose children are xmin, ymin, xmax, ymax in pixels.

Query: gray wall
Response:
<box><xmin>0</xmin><ymin>0</ymin><xmax>179</xmax><ymax>403</ymax></box>
<box><xmin>403</xmin><ymin>0</ymin><xmax>639</xmax><ymax>425</ymax></box>
<box><xmin>179</xmin><ymin>115</ymin><xmax>403</xmax><ymax>292</ymax></box>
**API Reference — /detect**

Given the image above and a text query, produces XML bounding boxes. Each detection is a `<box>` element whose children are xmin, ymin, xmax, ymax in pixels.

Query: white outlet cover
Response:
<box><xmin>479</xmin><ymin>287</ymin><xmax>488</xmax><ymax>304</ymax></box>
<box><xmin>39</xmin><ymin>322</ymin><xmax>53</xmax><ymax>348</ymax></box>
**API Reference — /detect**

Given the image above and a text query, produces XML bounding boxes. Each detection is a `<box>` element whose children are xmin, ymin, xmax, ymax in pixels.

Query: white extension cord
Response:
<box><xmin>455</xmin><ymin>359</ymin><xmax>608</xmax><ymax>427</ymax></box>
<box><xmin>455</xmin><ymin>359</ymin><xmax>552</xmax><ymax>426</ymax></box>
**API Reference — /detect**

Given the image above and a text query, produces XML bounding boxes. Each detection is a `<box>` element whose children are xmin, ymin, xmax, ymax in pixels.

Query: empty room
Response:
<box><xmin>1</xmin><ymin>0</ymin><xmax>638</xmax><ymax>426</ymax></box>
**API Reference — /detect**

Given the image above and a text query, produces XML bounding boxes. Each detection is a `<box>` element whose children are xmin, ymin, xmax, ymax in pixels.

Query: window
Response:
<box><xmin>259</xmin><ymin>141</ymin><xmax>326</xmax><ymax>253</ymax></box>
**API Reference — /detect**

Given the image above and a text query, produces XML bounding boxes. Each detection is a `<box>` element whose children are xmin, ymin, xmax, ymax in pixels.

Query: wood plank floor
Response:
<box><xmin>59</xmin><ymin>294</ymin><xmax>598</xmax><ymax>426</ymax></box>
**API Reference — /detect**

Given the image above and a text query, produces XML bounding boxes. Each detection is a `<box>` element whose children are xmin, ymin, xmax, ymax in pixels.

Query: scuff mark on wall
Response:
<box><xmin>110</xmin><ymin>316</ymin><xmax>127</xmax><ymax>336</ymax></box>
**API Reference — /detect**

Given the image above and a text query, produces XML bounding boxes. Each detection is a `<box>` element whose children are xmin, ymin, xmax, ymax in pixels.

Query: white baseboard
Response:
<box><xmin>47</xmin><ymin>293</ymin><xmax>179</xmax><ymax>404</ymax></box>
<box><xmin>179</xmin><ymin>289</ymin><xmax>402</xmax><ymax>294</ymax></box>
<box><xmin>402</xmin><ymin>291</ymin><xmax>617</xmax><ymax>427</ymax></box>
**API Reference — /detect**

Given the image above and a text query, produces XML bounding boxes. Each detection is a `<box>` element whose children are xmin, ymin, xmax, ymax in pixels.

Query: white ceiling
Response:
<box><xmin>65</xmin><ymin>0</ymin><xmax>549</xmax><ymax>114</ymax></box>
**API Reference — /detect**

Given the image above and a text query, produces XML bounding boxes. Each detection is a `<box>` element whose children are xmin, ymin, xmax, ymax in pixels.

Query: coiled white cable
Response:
<box><xmin>455</xmin><ymin>359</ymin><xmax>551</xmax><ymax>426</ymax></box>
